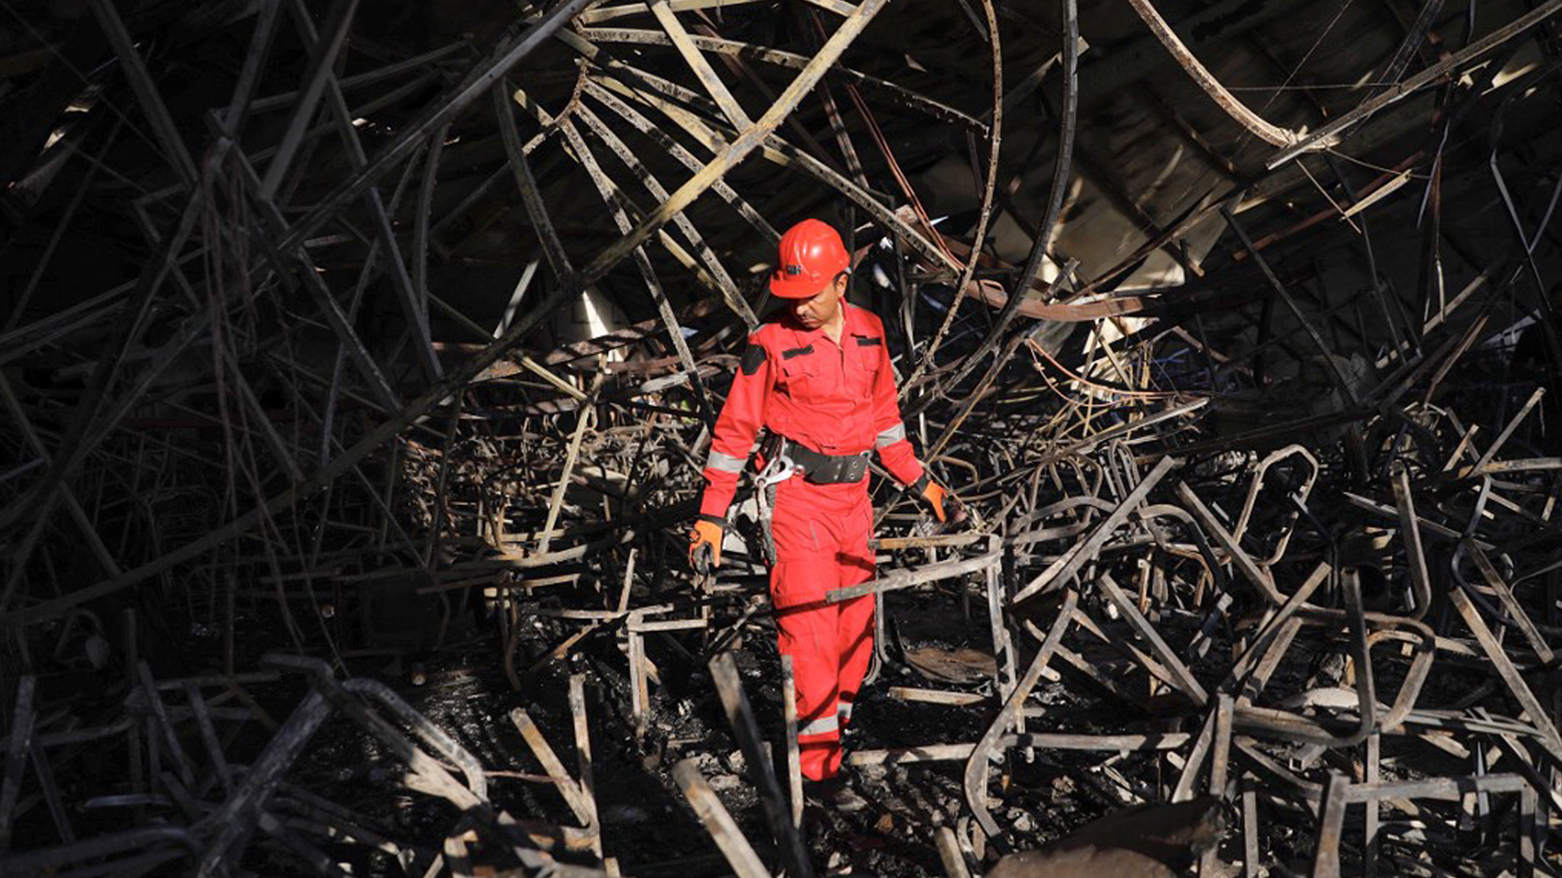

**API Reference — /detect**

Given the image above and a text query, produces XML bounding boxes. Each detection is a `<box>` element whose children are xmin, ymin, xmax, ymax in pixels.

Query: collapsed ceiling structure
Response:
<box><xmin>2</xmin><ymin>0</ymin><xmax>1561</xmax><ymax>875</ymax></box>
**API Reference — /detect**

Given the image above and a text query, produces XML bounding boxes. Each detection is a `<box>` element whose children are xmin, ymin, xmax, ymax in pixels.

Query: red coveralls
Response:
<box><xmin>698</xmin><ymin>303</ymin><xmax>925</xmax><ymax>781</ymax></box>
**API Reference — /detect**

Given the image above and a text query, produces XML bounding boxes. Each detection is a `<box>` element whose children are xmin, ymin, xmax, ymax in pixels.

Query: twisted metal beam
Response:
<box><xmin>1124</xmin><ymin>0</ymin><xmax>1301</xmax><ymax>148</ymax></box>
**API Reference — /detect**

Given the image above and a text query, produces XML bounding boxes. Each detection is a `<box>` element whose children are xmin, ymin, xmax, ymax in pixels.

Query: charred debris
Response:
<box><xmin>2</xmin><ymin>0</ymin><xmax>1562</xmax><ymax>876</ymax></box>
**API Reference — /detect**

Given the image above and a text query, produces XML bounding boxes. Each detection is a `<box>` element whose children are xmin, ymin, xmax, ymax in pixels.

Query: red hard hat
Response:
<box><xmin>769</xmin><ymin>219</ymin><xmax>849</xmax><ymax>299</ymax></box>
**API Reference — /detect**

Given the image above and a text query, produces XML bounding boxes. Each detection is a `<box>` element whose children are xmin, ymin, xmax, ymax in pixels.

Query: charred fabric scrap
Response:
<box><xmin>1</xmin><ymin>0</ymin><xmax>1562</xmax><ymax>875</ymax></box>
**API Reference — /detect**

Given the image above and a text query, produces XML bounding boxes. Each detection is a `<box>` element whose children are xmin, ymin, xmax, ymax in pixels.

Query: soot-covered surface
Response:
<box><xmin>265</xmin><ymin>582</ymin><xmax>1119</xmax><ymax>877</ymax></box>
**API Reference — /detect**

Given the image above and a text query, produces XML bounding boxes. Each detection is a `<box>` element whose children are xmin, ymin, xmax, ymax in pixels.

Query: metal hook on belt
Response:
<box><xmin>750</xmin><ymin>442</ymin><xmax>796</xmax><ymax>567</ymax></box>
<box><xmin>753</xmin><ymin>447</ymin><xmax>797</xmax><ymax>493</ymax></box>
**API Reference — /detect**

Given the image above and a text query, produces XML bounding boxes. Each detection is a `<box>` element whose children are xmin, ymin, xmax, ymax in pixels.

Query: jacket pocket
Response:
<box><xmin>846</xmin><ymin>344</ymin><xmax>879</xmax><ymax>397</ymax></box>
<box><xmin>779</xmin><ymin>355</ymin><xmax>823</xmax><ymax>400</ymax></box>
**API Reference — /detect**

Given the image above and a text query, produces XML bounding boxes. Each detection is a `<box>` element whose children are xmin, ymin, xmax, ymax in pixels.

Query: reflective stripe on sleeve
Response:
<box><xmin>705</xmin><ymin>449</ymin><xmax>746</xmax><ymax>473</ymax></box>
<box><xmin>798</xmin><ymin>715</ymin><xmax>840</xmax><ymax>737</ymax></box>
<box><xmin>874</xmin><ymin>423</ymin><xmax>907</xmax><ymax>449</ymax></box>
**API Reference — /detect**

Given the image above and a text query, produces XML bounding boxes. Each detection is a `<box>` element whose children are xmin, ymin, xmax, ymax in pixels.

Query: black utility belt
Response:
<box><xmin>785</xmin><ymin>440</ymin><xmax>870</xmax><ymax>485</ymax></box>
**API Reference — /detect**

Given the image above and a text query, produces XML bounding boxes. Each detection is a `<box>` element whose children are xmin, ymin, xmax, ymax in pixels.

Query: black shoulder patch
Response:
<box><xmin>741</xmin><ymin>344</ymin><xmax>766</xmax><ymax>376</ymax></box>
<box><xmin>856</xmin><ymin>336</ymin><xmax>883</xmax><ymax>347</ymax></box>
<box><xmin>781</xmin><ymin>344</ymin><xmax>814</xmax><ymax>360</ymax></box>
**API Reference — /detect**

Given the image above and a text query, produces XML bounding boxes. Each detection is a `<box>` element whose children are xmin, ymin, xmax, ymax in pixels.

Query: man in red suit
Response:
<box><xmin>690</xmin><ymin>219</ymin><xmax>948</xmax><ymax>790</ymax></box>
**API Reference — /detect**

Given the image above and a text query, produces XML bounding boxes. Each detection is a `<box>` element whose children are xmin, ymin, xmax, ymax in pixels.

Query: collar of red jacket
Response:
<box><xmin>780</xmin><ymin>302</ymin><xmax>874</xmax><ymax>347</ymax></box>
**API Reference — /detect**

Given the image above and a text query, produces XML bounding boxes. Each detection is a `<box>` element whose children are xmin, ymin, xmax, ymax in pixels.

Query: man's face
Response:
<box><xmin>792</xmin><ymin>273</ymin><xmax>847</xmax><ymax>329</ymax></box>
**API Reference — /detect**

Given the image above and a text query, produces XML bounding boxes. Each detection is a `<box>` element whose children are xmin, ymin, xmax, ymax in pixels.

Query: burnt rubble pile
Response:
<box><xmin>5</xmin><ymin>372</ymin><xmax>1560</xmax><ymax>876</ymax></box>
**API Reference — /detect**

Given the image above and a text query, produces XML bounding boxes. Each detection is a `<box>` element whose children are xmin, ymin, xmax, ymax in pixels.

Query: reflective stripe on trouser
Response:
<box><xmin>777</xmin><ymin>592</ymin><xmax>873</xmax><ymax>781</ymax></box>
<box><xmin>770</xmin><ymin>488</ymin><xmax>875</xmax><ymax>782</ymax></box>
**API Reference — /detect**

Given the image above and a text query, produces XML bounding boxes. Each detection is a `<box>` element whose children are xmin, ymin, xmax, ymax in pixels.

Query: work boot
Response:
<box><xmin>804</xmin><ymin>775</ymin><xmax>868</xmax><ymax>813</ymax></box>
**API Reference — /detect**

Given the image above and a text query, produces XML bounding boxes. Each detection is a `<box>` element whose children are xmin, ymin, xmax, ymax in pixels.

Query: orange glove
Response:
<box><xmin>690</xmin><ymin>517</ymin><xmax>725</xmax><ymax>570</ymax></box>
<box><xmin>918</xmin><ymin>478</ymin><xmax>948</xmax><ymax>523</ymax></box>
